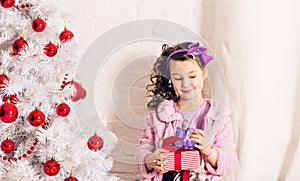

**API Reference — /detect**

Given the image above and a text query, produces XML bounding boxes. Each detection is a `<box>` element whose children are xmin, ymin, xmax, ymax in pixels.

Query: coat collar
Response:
<box><xmin>155</xmin><ymin>98</ymin><xmax>231</xmax><ymax>123</ymax></box>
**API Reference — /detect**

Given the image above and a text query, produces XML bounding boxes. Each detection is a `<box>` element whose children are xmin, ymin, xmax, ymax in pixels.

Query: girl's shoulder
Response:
<box><xmin>148</xmin><ymin>96</ymin><xmax>175</xmax><ymax>110</ymax></box>
<box><xmin>205</xmin><ymin>98</ymin><xmax>232</xmax><ymax>120</ymax></box>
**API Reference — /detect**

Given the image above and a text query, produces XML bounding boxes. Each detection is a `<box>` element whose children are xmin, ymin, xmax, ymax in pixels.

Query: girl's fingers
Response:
<box><xmin>194</xmin><ymin>129</ymin><xmax>205</xmax><ymax>136</ymax></box>
<box><xmin>154</xmin><ymin>165</ymin><xmax>168</xmax><ymax>173</ymax></box>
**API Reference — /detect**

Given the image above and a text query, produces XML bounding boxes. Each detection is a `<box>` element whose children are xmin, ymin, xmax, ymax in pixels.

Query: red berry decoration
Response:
<box><xmin>32</xmin><ymin>16</ymin><xmax>46</xmax><ymax>32</ymax></box>
<box><xmin>87</xmin><ymin>133</ymin><xmax>103</xmax><ymax>152</ymax></box>
<box><xmin>0</xmin><ymin>102</ymin><xmax>18</xmax><ymax>123</ymax></box>
<box><xmin>44</xmin><ymin>42</ymin><xmax>58</xmax><ymax>57</ymax></box>
<box><xmin>0</xmin><ymin>73</ymin><xmax>9</xmax><ymax>89</ymax></box>
<box><xmin>12</xmin><ymin>37</ymin><xmax>28</xmax><ymax>55</ymax></box>
<box><xmin>56</xmin><ymin>102</ymin><xmax>70</xmax><ymax>117</ymax></box>
<box><xmin>28</xmin><ymin>109</ymin><xmax>45</xmax><ymax>127</ymax></box>
<box><xmin>2</xmin><ymin>94</ymin><xmax>18</xmax><ymax>104</ymax></box>
<box><xmin>1</xmin><ymin>139</ymin><xmax>14</xmax><ymax>153</ymax></box>
<box><xmin>70</xmin><ymin>81</ymin><xmax>86</xmax><ymax>102</ymax></box>
<box><xmin>44</xmin><ymin>158</ymin><xmax>60</xmax><ymax>176</ymax></box>
<box><xmin>59</xmin><ymin>27</ymin><xmax>74</xmax><ymax>43</ymax></box>
<box><xmin>64</xmin><ymin>176</ymin><xmax>78</xmax><ymax>181</ymax></box>
<box><xmin>0</xmin><ymin>0</ymin><xmax>15</xmax><ymax>8</ymax></box>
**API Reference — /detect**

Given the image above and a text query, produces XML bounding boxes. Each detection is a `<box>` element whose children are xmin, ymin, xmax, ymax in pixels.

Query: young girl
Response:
<box><xmin>135</xmin><ymin>42</ymin><xmax>238</xmax><ymax>181</ymax></box>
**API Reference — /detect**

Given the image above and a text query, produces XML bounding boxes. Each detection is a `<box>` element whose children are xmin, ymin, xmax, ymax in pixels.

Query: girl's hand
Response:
<box><xmin>145</xmin><ymin>148</ymin><xmax>169</xmax><ymax>173</ymax></box>
<box><xmin>190</xmin><ymin>129</ymin><xmax>211</xmax><ymax>153</ymax></box>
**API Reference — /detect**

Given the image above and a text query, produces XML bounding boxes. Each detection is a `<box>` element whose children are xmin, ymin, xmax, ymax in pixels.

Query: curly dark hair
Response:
<box><xmin>146</xmin><ymin>42</ymin><xmax>206</xmax><ymax>109</ymax></box>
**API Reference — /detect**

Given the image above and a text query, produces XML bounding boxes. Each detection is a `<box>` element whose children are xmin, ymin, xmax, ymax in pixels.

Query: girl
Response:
<box><xmin>135</xmin><ymin>42</ymin><xmax>238</xmax><ymax>181</ymax></box>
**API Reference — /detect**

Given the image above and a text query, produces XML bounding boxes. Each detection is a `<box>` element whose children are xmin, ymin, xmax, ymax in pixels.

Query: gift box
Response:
<box><xmin>162</xmin><ymin>149</ymin><xmax>200</xmax><ymax>171</ymax></box>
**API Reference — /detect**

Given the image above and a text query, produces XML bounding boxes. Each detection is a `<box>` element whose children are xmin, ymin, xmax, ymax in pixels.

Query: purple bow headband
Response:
<box><xmin>166</xmin><ymin>42</ymin><xmax>213</xmax><ymax>65</ymax></box>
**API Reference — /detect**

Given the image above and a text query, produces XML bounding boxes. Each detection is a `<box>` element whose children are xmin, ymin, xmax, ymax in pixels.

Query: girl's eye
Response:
<box><xmin>189</xmin><ymin>75</ymin><xmax>197</xmax><ymax>78</ymax></box>
<box><xmin>174</xmin><ymin>78</ymin><xmax>182</xmax><ymax>81</ymax></box>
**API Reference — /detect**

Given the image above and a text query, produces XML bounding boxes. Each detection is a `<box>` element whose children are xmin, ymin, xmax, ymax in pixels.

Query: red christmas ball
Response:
<box><xmin>32</xmin><ymin>17</ymin><xmax>46</xmax><ymax>32</ymax></box>
<box><xmin>64</xmin><ymin>176</ymin><xmax>78</xmax><ymax>181</ymax></box>
<box><xmin>87</xmin><ymin>134</ymin><xmax>103</xmax><ymax>152</ymax></box>
<box><xmin>70</xmin><ymin>81</ymin><xmax>86</xmax><ymax>102</ymax></box>
<box><xmin>0</xmin><ymin>102</ymin><xmax>18</xmax><ymax>123</ymax></box>
<box><xmin>59</xmin><ymin>28</ymin><xmax>74</xmax><ymax>43</ymax></box>
<box><xmin>44</xmin><ymin>159</ymin><xmax>60</xmax><ymax>176</ymax></box>
<box><xmin>12</xmin><ymin>37</ymin><xmax>28</xmax><ymax>55</ymax></box>
<box><xmin>2</xmin><ymin>94</ymin><xmax>18</xmax><ymax>104</ymax></box>
<box><xmin>81</xmin><ymin>88</ymin><xmax>86</xmax><ymax>99</ymax></box>
<box><xmin>56</xmin><ymin>103</ymin><xmax>70</xmax><ymax>117</ymax></box>
<box><xmin>44</xmin><ymin>42</ymin><xmax>58</xmax><ymax>57</ymax></box>
<box><xmin>28</xmin><ymin>109</ymin><xmax>45</xmax><ymax>127</ymax></box>
<box><xmin>0</xmin><ymin>0</ymin><xmax>15</xmax><ymax>8</ymax></box>
<box><xmin>0</xmin><ymin>74</ymin><xmax>9</xmax><ymax>89</ymax></box>
<box><xmin>1</xmin><ymin>139</ymin><xmax>15</xmax><ymax>153</ymax></box>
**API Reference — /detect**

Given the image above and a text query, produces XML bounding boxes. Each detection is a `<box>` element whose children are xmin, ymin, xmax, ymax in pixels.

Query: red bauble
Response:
<box><xmin>1</xmin><ymin>139</ymin><xmax>15</xmax><ymax>153</ymax></box>
<box><xmin>32</xmin><ymin>17</ymin><xmax>46</xmax><ymax>32</ymax></box>
<box><xmin>70</xmin><ymin>81</ymin><xmax>86</xmax><ymax>102</ymax></box>
<box><xmin>56</xmin><ymin>103</ymin><xmax>70</xmax><ymax>117</ymax></box>
<box><xmin>87</xmin><ymin>134</ymin><xmax>103</xmax><ymax>152</ymax></box>
<box><xmin>59</xmin><ymin>28</ymin><xmax>74</xmax><ymax>43</ymax></box>
<box><xmin>0</xmin><ymin>73</ymin><xmax>9</xmax><ymax>89</ymax></box>
<box><xmin>44</xmin><ymin>42</ymin><xmax>58</xmax><ymax>57</ymax></box>
<box><xmin>12</xmin><ymin>37</ymin><xmax>28</xmax><ymax>55</ymax></box>
<box><xmin>0</xmin><ymin>102</ymin><xmax>18</xmax><ymax>123</ymax></box>
<box><xmin>44</xmin><ymin>159</ymin><xmax>60</xmax><ymax>176</ymax></box>
<box><xmin>0</xmin><ymin>0</ymin><xmax>15</xmax><ymax>8</ymax></box>
<box><xmin>28</xmin><ymin>109</ymin><xmax>45</xmax><ymax>127</ymax></box>
<box><xmin>64</xmin><ymin>176</ymin><xmax>78</xmax><ymax>181</ymax></box>
<box><xmin>2</xmin><ymin>94</ymin><xmax>18</xmax><ymax>104</ymax></box>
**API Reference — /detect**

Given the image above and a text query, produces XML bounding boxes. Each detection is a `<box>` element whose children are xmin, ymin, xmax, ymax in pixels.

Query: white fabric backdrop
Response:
<box><xmin>57</xmin><ymin>0</ymin><xmax>300</xmax><ymax>180</ymax></box>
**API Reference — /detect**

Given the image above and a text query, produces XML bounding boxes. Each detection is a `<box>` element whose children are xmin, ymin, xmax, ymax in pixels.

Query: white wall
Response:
<box><xmin>56</xmin><ymin>0</ymin><xmax>300</xmax><ymax>180</ymax></box>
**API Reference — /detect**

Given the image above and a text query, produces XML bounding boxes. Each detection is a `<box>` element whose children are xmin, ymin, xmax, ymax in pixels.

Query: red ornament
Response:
<box><xmin>59</xmin><ymin>27</ymin><xmax>74</xmax><ymax>43</ymax></box>
<box><xmin>2</xmin><ymin>94</ymin><xmax>18</xmax><ymax>104</ymax></box>
<box><xmin>87</xmin><ymin>133</ymin><xmax>103</xmax><ymax>152</ymax></box>
<box><xmin>44</xmin><ymin>158</ymin><xmax>60</xmax><ymax>176</ymax></box>
<box><xmin>64</xmin><ymin>176</ymin><xmax>78</xmax><ymax>181</ymax></box>
<box><xmin>44</xmin><ymin>42</ymin><xmax>58</xmax><ymax>57</ymax></box>
<box><xmin>0</xmin><ymin>102</ymin><xmax>18</xmax><ymax>123</ymax></box>
<box><xmin>1</xmin><ymin>139</ymin><xmax>14</xmax><ymax>153</ymax></box>
<box><xmin>70</xmin><ymin>81</ymin><xmax>86</xmax><ymax>102</ymax></box>
<box><xmin>0</xmin><ymin>73</ymin><xmax>9</xmax><ymax>89</ymax></box>
<box><xmin>81</xmin><ymin>89</ymin><xmax>86</xmax><ymax>99</ymax></box>
<box><xmin>28</xmin><ymin>109</ymin><xmax>45</xmax><ymax>127</ymax></box>
<box><xmin>12</xmin><ymin>37</ymin><xmax>28</xmax><ymax>55</ymax></box>
<box><xmin>0</xmin><ymin>0</ymin><xmax>15</xmax><ymax>8</ymax></box>
<box><xmin>56</xmin><ymin>103</ymin><xmax>70</xmax><ymax>117</ymax></box>
<box><xmin>32</xmin><ymin>16</ymin><xmax>46</xmax><ymax>32</ymax></box>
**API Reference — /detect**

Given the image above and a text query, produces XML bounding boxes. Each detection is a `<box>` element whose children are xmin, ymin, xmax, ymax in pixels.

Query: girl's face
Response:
<box><xmin>169</xmin><ymin>59</ymin><xmax>205</xmax><ymax>101</ymax></box>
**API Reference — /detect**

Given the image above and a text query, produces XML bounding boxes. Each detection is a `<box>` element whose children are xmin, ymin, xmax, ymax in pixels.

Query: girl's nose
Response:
<box><xmin>182</xmin><ymin>77</ymin><xmax>191</xmax><ymax>88</ymax></box>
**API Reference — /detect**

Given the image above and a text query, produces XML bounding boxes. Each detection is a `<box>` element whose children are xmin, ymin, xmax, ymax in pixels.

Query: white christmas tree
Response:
<box><xmin>0</xmin><ymin>0</ymin><xmax>118</xmax><ymax>180</ymax></box>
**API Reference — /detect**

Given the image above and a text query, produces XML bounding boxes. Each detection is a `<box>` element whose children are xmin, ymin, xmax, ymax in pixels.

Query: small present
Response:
<box><xmin>162</xmin><ymin>149</ymin><xmax>200</xmax><ymax>171</ymax></box>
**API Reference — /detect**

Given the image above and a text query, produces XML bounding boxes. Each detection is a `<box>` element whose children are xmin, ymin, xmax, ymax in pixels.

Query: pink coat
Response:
<box><xmin>135</xmin><ymin>99</ymin><xmax>238</xmax><ymax>181</ymax></box>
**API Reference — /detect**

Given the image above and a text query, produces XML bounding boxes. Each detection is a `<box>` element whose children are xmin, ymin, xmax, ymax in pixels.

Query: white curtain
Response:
<box><xmin>58</xmin><ymin>0</ymin><xmax>300</xmax><ymax>180</ymax></box>
<box><xmin>213</xmin><ymin>1</ymin><xmax>300</xmax><ymax>180</ymax></box>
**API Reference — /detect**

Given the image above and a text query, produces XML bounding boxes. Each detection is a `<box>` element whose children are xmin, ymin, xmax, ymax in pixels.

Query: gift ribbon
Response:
<box><xmin>174</xmin><ymin>148</ymin><xmax>190</xmax><ymax>181</ymax></box>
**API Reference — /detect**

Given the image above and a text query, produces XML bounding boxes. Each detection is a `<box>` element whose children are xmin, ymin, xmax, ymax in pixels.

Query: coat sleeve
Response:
<box><xmin>135</xmin><ymin>111</ymin><xmax>159</xmax><ymax>179</ymax></box>
<box><xmin>204</xmin><ymin>114</ymin><xmax>239</xmax><ymax>176</ymax></box>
